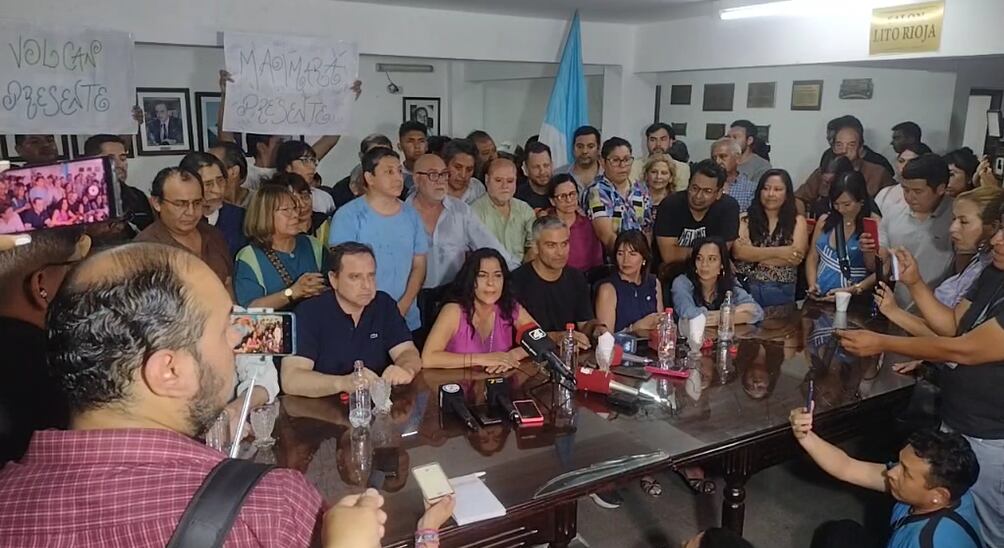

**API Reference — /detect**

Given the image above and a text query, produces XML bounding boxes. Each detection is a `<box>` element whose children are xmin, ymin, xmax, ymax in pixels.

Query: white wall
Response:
<box><xmin>636</xmin><ymin>0</ymin><xmax>1004</xmax><ymax>73</ymax></box>
<box><xmin>659</xmin><ymin>64</ymin><xmax>957</xmax><ymax>183</ymax></box>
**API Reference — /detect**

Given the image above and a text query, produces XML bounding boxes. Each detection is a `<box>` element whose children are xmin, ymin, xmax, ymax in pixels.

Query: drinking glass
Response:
<box><xmin>250</xmin><ymin>402</ymin><xmax>279</xmax><ymax>448</ymax></box>
<box><xmin>371</xmin><ymin>378</ymin><xmax>392</xmax><ymax>414</ymax></box>
<box><xmin>205</xmin><ymin>411</ymin><xmax>230</xmax><ymax>452</ymax></box>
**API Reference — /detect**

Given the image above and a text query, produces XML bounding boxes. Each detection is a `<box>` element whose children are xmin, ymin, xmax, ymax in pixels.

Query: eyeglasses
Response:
<box><xmin>415</xmin><ymin>170</ymin><xmax>450</xmax><ymax>182</ymax></box>
<box><xmin>275</xmin><ymin>206</ymin><xmax>299</xmax><ymax>217</ymax></box>
<box><xmin>296</xmin><ymin>156</ymin><xmax>318</xmax><ymax>166</ymax></box>
<box><xmin>688</xmin><ymin>186</ymin><xmax>718</xmax><ymax>198</ymax></box>
<box><xmin>553</xmin><ymin>191</ymin><xmax>578</xmax><ymax>202</ymax></box>
<box><xmin>160</xmin><ymin>198</ymin><xmax>204</xmax><ymax>211</ymax></box>
<box><xmin>605</xmin><ymin>156</ymin><xmax>634</xmax><ymax>167</ymax></box>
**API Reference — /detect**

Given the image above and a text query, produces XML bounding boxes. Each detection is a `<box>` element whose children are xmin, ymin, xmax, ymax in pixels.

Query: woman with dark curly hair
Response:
<box><xmin>421</xmin><ymin>248</ymin><xmax>538</xmax><ymax>374</ymax></box>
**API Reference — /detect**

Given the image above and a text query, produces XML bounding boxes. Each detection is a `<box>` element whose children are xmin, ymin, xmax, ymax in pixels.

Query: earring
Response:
<box><xmin>39</xmin><ymin>288</ymin><xmax>49</xmax><ymax>301</ymax></box>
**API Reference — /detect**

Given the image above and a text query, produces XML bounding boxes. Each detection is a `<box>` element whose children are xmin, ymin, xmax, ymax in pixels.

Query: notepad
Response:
<box><xmin>448</xmin><ymin>473</ymin><xmax>506</xmax><ymax>526</ymax></box>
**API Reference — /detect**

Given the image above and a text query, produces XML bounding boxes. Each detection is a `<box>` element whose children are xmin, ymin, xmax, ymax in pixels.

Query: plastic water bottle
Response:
<box><xmin>561</xmin><ymin>323</ymin><xmax>578</xmax><ymax>372</ymax></box>
<box><xmin>718</xmin><ymin>290</ymin><xmax>735</xmax><ymax>343</ymax></box>
<box><xmin>349</xmin><ymin>360</ymin><xmax>372</xmax><ymax>428</ymax></box>
<box><xmin>657</xmin><ymin>308</ymin><xmax>676</xmax><ymax>370</ymax></box>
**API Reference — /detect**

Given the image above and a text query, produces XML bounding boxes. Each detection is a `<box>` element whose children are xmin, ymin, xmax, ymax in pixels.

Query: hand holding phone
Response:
<box><xmin>231</xmin><ymin>312</ymin><xmax>296</xmax><ymax>355</ymax></box>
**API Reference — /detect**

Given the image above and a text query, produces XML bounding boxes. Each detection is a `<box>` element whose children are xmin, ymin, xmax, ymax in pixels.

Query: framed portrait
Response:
<box><xmin>70</xmin><ymin>135</ymin><xmax>135</xmax><ymax>159</ymax></box>
<box><xmin>136</xmin><ymin>87</ymin><xmax>194</xmax><ymax>156</ymax></box>
<box><xmin>703</xmin><ymin>83</ymin><xmax>735</xmax><ymax>112</ymax></box>
<box><xmin>195</xmin><ymin>92</ymin><xmax>222</xmax><ymax>152</ymax></box>
<box><xmin>747</xmin><ymin>82</ymin><xmax>776</xmax><ymax>108</ymax></box>
<box><xmin>670</xmin><ymin>85</ymin><xmax>692</xmax><ymax>105</ymax></box>
<box><xmin>0</xmin><ymin>134</ymin><xmax>70</xmax><ymax>162</ymax></box>
<box><xmin>791</xmin><ymin>80</ymin><xmax>824</xmax><ymax>111</ymax></box>
<box><xmin>705</xmin><ymin>123</ymin><xmax>726</xmax><ymax>140</ymax></box>
<box><xmin>402</xmin><ymin>97</ymin><xmax>441</xmax><ymax>136</ymax></box>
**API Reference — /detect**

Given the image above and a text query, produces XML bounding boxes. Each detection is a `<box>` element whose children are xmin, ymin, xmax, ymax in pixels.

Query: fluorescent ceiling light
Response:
<box><xmin>720</xmin><ymin>0</ymin><xmax>868</xmax><ymax>20</ymax></box>
<box><xmin>376</xmin><ymin>63</ymin><xmax>434</xmax><ymax>73</ymax></box>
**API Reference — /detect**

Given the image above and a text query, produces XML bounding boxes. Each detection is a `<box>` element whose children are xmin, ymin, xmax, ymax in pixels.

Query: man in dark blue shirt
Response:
<box><xmin>281</xmin><ymin>242</ymin><xmax>423</xmax><ymax>397</ymax></box>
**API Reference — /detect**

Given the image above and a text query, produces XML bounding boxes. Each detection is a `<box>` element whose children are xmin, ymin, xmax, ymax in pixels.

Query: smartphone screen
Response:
<box><xmin>412</xmin><ymin>462</ymin><xmax>454</xmax><ymax>501</ymax></box>
<box><xmin>231</xmin><ymin>312</ymin><xmax>296</xmax><ymax>355</ymax></box>
<box><xmin>513</xmin><ymin>399</ymin><xmax>543</xmax><ymax>423</ymax></box>
<box><xmin>0</xmin><ymin>156</ymin><xmax>121</xmax><ymax>235</ymax></box>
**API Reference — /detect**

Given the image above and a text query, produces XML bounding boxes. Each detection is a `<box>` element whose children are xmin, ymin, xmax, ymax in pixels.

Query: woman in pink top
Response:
<box><xmin>422</xmin><ymin>248</ymin><xmax>537</xmax><ymax>374</ymax></box>
<box><xmin>547</xmin><ymin>174</ymin><xmax>604</xmax><ymax>272</ymax></box>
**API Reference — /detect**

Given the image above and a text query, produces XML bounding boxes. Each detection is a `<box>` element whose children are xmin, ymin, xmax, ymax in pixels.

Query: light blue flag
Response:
<box><xmin>538</xmin><ymin>12</ymin><xmax>588</xmax><ymax>169</ymax></box>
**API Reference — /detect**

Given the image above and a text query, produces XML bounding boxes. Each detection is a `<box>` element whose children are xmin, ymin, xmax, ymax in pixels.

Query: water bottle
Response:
<box><xmin>349</xmin><ymin>360</ymin><xmax>372</xmax><ymax>428</ymax></box>
<box><xmin>657</xmin><ymin>308</ymin><xmax>676</xmax><ymax>370</ymax></box>
<box><xmin>718</xmin><ymin>290</ymin><xmax>735</xmax><ymax>343</ymax></box>
<box><xmin>561</xmin><ymin>323</ymin><xmax>578</xmax><ymax>373</ymax></box>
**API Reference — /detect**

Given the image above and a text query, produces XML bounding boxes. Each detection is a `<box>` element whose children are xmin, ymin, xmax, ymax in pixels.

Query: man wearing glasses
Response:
<box><xmin>654</xmin><ymin>159</ymin><xmax>740</xmax><ymax>273</ymax></box>
<box><xmin>582</xmin><ymin>137</ymin><xmax>653</xmax><ymax>253</ymax></box>
<box><xmin>136</xmin><ymin>167</ymin><xmax>233</xmax><ymax>290</ymax></box>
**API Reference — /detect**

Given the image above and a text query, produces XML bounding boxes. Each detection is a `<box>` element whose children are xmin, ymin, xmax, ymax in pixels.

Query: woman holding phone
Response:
<box><xmin>805</xmin><ymin>171</ymin><xmax>878</xmax><ymax>300</ymax></box>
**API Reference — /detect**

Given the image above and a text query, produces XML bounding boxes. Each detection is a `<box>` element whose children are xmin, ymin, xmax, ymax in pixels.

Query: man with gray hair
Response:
<box><xmin>0</xmin><ymin>228</ymin><xmax>89</xmax><ymax>463</ymax></box>
<box><xmin>711</xmin><ymin>137</ymin><xmax>757</xmax><ymax>213</ymax></box>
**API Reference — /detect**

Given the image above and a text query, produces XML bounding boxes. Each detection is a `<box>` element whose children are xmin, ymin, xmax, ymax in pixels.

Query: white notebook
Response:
<box><xmin>448</xmin><ymin>473</ymin><xmax>506</xmax><ymax>526</ymax></box>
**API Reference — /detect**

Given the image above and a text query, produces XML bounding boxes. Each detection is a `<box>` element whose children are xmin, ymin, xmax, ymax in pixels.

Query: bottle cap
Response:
<box><xmin>565</xmin><ymin>323</ymin><xmax>575</xmax><ymax>330</ymax></box>
<box><xmin>665</xmin><ymin>307</ymin><xmax>673</xmax><ymax>314</ymax></box>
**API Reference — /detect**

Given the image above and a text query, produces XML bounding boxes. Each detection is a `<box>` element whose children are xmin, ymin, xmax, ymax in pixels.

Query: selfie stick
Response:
<box><xmin>229</xmin><ymin>370</ymin><xmax>258</xmax><ymax>458</ymax></box>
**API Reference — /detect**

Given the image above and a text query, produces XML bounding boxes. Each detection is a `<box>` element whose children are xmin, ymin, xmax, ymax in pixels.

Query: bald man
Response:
<box><xmin>470</xmin><ymin>158</ymin><xmax>537</xmax><ymax>262</ymax></box>
<box><xmin>406</xmin><ymin>154</ymin><xmax>516</xmax><ymax>331</ymax></box>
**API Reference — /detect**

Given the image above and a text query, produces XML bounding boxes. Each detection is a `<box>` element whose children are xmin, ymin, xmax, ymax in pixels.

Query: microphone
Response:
<box><xmin>834</xmin><ymin>214</ymin><xmax>852</xmax><ymax>284</ymax></box>
<box><xmin>485</xmin><ymin>377</ymin><xmax>518</xmax><ymax>423</ymax></box>
<box><xmin>516</xmin><ymin>323</ymin><xmax>575</xmax><ymax>382</ymax></box>
<box><xmin>439</xmin><ymin>383</ymin><xmax>479</xmax><ymax>431</ymax></box>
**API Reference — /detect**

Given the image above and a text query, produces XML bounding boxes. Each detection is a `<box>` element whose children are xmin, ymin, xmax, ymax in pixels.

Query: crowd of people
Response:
<box><xmin>0</xmin><ymin>69</ymin><xmax>1002</xmax><ymax>547</ymax></box>
<box><xmin>0</xmin><ymin>158</ymin><xmax>112</xmax><ymax>233</ymax></box>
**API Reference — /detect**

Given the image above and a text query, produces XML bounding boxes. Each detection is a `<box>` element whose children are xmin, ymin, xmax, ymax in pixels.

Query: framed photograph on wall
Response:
<box><xmin>0</xmin><ymin>134</ymin><xmax>70</xmax><ymax>162</ymax></box>
<box><xmin>195</xmin><ymin>92</ymin><xmax>222</xmax><ymax>152</ymax></box>
<box><xmin>670</xmin><ymin>85</ymin><xmax>692</xmax><ymax>105</ymax></box>
<box><xmin>136</xmin><ymin>87</ymin><xmax>194</xmax><ymax>156</ymax></box>
<box><xmin>755</xmin><ymin>125</ymin><xmax>771</xmax><ymax>143</ymax></box>
<box><xmin>402</xmin><ymin>97</ymin><xmax>441</xmax><ymax>136</ymax></box>
<box><xmin>70</xmin><ymin>135</ymin><xmax>135</xmax><ymax>159</ymax></box>
<box><xmin>791</xmin><ymin>80</ymin><xmax>824</xmax><ymax>111</ymax></box>
<box><xmin>747</xmin><ymin>82</ymin><xmax>776</xmax><ymax>108</ymax></box>
<box><xmin>703</xmin><ymin>83</ymin><xmax>735</xmax><ymax>112</ymax></box>
<box><xmin>839</xmin><ymin>78</ymin><xmax>874</xmax><ymax>100</ymax></box>
<box><xmin>672</xmin><ymin>123</ymin><xmax>688</xmax><ymax>137</ymax></box>
<box><xmin>705</xmin><ymin>123</ymin><xmax>726</xmax><ymax>140</ymax></box>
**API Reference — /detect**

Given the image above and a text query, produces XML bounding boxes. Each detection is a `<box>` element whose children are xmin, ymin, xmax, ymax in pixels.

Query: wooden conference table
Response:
<box><xmin>263</xmin><ymin>302</ymin><xmax>916</xmax><ymax>547</ymax></box>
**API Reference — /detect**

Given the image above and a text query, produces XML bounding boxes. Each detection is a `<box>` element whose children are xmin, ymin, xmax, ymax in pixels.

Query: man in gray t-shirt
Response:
<box><xmin>729</xmin><ymin>120</ymin><xmax>771</xmax><ymax>185</ymax></box>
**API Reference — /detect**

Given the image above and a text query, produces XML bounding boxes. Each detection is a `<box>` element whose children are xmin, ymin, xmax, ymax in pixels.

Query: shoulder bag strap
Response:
<box><xmin>262</xmin><ymin>247</ymin><xmax>295</xmax><ymax>287</ymax></box>
<box><xmin>166</xmin><ymin>459</ymin><xmax>274</xmax><ymax>548</ymax></box>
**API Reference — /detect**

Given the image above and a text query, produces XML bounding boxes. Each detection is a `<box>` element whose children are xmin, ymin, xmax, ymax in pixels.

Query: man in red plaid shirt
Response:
<box><xmin>0</xmin><ymin>242</ymin><xmax>384</xmax><ymax>547</ymax></box>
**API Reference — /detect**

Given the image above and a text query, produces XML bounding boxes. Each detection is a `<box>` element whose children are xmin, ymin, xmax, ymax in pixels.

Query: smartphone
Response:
<box><xmin>806</xmin><ymin>379</ymin><xmax>815</xmax><ymax>411</ymax></box>
<box><xmin>512</xmin><ymin>399</ymin><xmax>544</xmax><ymax>426</ymax></box>
<box><xmin>0</xmin><ymin>156</ymin><xmax>122</xmax><ymax>235</ymax></box>
<box><xmin>231</xmin><ymin>312</ymin><xmax>296</xmax><ymax>355</ymax></box>
<box><xmin>412</xmin><ymin>462</ymin><xmax>454</xmax><ymax>501</ymax></box>
<box><xmin>890</xmin><ymin>252</ymin><xmax>901</xmax><ymax>281</ymax></box>
<box><xmin>862</xmin><ymin>217</ymin><xmax>879</xmax><ymax>247</ymax></box>
<box><xmin>472</xmin><ymin>404</ymin><xmax>503</xmax><ymax>427</ymax></box>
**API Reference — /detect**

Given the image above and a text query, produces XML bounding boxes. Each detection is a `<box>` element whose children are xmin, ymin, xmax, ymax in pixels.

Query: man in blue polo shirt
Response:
<box><xmin>790</xmin><ymin>408</ymin><xmax>983</xmax><ymax>547</ymax></box>
<box><xmin>280</xmin><ymin>242</ymin><xmax>423</xmax><ymax>397</ymax></box>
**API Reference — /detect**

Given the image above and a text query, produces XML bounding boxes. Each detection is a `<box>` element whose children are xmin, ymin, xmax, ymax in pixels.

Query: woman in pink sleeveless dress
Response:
<box><xmin>422</xmin><ymin>248</ymin><xmax>538</xmax><ymax>373</ymax></box>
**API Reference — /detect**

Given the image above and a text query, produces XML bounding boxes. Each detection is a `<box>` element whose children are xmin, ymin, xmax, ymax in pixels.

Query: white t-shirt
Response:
<box><xmin>311</xmin><ymin>187</ymin><xmax>335</xmax><ymax>215</ymax></box>
<box><xmin>243</xmin><ymin>162</ymin><xmax>276</xmax><ymax>191</ymax></box>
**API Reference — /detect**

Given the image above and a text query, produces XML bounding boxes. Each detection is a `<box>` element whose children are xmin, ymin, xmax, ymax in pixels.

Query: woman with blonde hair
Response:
<box><xmin>642</xmin><ymin>153</ymin><xmax>676</xmax><ymax>207</ymax></box>
<box><xmin>234</xmin><ymin>183</ymin><xmax>328</xmax><ymax>308</ymax></box>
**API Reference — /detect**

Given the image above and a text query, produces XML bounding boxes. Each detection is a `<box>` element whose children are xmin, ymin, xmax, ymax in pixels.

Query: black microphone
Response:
<box><xmin>485</xmin><ymin>377</ymin><xmax>518</xmax><ymax>422</ymax></box>
<box><xmin>517</xmin><ymin>323</ymin><xmax>575</xmax><ymax>382</ymax></box>
<box><xmin>439</xmin><ymin>383</ymin><xmax>479</xmax><ymax>431</ymax></box>
<box><xmin>834</xmin><ymin>214</ymin><xmax>853</xmax><ymax>284</ymax></box>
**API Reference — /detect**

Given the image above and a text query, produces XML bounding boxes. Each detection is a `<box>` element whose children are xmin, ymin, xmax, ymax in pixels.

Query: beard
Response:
<box><xmin>187</xmin><ymin>350</ymin><xmax>230</xmax><ymax>437</ymax></box>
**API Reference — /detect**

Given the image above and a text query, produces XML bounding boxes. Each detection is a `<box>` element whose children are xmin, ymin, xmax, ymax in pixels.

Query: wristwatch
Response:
<box><xmin>283</xmin><ymin>287</ymin><xmax>294</xmax><ymax>303</ymax></box>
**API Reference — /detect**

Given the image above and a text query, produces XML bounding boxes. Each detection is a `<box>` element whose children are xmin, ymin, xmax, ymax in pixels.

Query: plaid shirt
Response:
<box><xmin>581</xmin><ymin>175</ymin><xmax>653</xmax><ymax>234</ymax></box>
<box><xmin>726</xmin><ymin>172</ymin><xmax>757</xmax><ymax>214</ymax></box>
<box><xmin>0</xmin><ymin>429</ymin><xmax>324</xmax><ymax>547</ymax></box>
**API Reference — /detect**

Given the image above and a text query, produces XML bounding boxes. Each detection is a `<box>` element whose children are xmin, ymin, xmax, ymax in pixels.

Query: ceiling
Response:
<box><xmin>335</xmin><ymin>0</ymin><xmax>710</xmax><ymax>23</ymax></box>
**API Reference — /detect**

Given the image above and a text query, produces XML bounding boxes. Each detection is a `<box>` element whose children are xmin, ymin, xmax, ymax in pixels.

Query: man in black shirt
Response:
<box><xmin>654</xmin><ymin>159</ymin><xmax>740</xmax><ymax>274</ymax></box>
<box><xmin>510</xmin><ymin>215</ymin><xmax>608</xmax><ymax>350</ymax></box>
<box><xmin>515</xmin><ymin>142</ymin><xmax>553</xmax><ymax>212</ymax></box>
<box><xmin>0</xmin><ymin>229</ymin><xmax>88</xmax><ymax>465</ymax></box>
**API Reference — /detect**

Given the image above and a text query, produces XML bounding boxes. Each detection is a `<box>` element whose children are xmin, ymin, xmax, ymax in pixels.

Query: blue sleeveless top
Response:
<box><xmin>815</xmin><ymin>229</ymin><xmax>867</xmax><ymax>294</ymax></box>
<box><xmin>605</xmin><ymin>274</ymin><xmax>659</xmax><ymax>332</ymax></box>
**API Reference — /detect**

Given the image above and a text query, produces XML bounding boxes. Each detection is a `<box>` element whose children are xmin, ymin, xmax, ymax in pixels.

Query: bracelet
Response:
<box><xmin>415</xmin><ymin>528</ymin><xmax>439</xmax><ymax>545</ymax></box>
